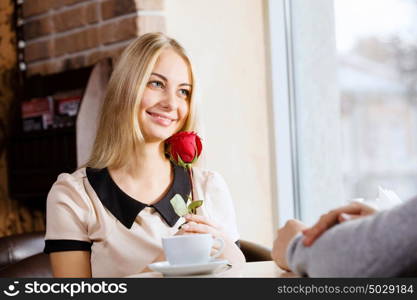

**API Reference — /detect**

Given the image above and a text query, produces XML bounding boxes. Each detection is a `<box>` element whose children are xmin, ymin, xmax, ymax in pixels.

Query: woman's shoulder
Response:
<box><xmin>52</xmin><ymin>168</ymin><xmax>87</xmax><ymax>188</ymax></box>
<box><xmin>48</xmin><ymin>168</ymin><xmax>89</xmax><ymax>203</ymax></box>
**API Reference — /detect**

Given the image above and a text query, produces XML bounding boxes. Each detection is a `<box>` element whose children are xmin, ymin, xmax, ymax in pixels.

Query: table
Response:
<box><xmin>228</xmin><ymin>261</ymin><xmax>299</xmax><ymax>278</ymax></box>
<box><xmin>126</xmin><ymin>261</ymin><xmax>299</xmax><ymax>278</ymax></box>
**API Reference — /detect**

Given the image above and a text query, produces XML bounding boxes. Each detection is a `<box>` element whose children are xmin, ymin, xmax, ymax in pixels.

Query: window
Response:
<box><xmin>269</xmin><ymin>0</ymin><xmax>417</xmax><ymax>226</ymax></box>
<box><xmin>336</xmin><ymin>0</ymin><xmax>417</xmax><ymax>201</ymax></box>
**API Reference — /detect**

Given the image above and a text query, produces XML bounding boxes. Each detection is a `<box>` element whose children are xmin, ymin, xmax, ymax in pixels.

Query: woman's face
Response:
<box><xmin>139</xmin><ymin>49</ymin><xmax>192</xmax><ymax>143</ymax></box>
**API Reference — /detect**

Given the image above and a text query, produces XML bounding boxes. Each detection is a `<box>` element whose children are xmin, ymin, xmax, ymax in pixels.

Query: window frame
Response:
<box><xmin>266</xmin><ymin>0</ymin><xmax>301</xmax><ymax>226</ymax></box>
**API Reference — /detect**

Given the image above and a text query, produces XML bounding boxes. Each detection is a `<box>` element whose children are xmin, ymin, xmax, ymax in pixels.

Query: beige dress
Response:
<box><xmin>44</xmin><ymin>163</ymin><xmax>240</xmax><ymax>277</ymax></box>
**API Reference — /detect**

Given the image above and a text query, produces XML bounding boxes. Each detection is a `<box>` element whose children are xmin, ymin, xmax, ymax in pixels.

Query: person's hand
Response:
<box><xmin>302</xmin><ymin>202</ymin><xmax>377</xmax><ymax>247</ymax></box>
<box><xmin>271</xmin><ymin>219</ymin><xmax>307</xmax><ymax>271</ymax></box>
<box><xmin>180</xmin><ymin>214</ymin><xmax>246</xmax><ymax>266</ymax></box>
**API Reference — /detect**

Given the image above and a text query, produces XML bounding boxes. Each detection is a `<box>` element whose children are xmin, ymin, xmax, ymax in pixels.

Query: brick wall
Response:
<box><xmin>22</xmin><ymin>0</ymin><xmax>165</xmax><ymax>76</ymax></box>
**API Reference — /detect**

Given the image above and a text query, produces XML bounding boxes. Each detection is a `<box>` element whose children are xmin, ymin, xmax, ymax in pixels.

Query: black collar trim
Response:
<box><xmin>86</xmin><ymin>164</ymin><xmax>191</xmax><ymax>229</ymax></box>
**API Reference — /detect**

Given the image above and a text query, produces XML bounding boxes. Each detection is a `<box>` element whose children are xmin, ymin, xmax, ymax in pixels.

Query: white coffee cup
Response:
<box><xmin>162</xmin><ymin>233</ymin><xmax>225</xmax><ymax>265</ymax></box>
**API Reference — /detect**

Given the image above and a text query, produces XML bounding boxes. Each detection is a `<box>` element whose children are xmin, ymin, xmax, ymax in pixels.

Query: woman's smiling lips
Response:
<box><xmin>146</xmin><ymin>111</ymin><xmax>177</xmax><ymax>127</ymax></box>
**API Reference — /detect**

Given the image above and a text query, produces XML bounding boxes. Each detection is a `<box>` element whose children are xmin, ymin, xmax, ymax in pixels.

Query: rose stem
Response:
<box><xmin>187</xmin><ymin>165</ymin><xmax>195</xmax><ymax>213</ymax></box>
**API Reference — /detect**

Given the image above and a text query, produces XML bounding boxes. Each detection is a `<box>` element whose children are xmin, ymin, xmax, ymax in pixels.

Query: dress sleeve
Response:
<box><xmin>286</xmin><ymin>197</ymin><xmax>417</xmax><ymax>277</ymax></box>
<box><xmin>44</xmin><ymin>173</ymin><xmax>93</xmax><ymax>253</ymax></box>
<box><xmin>205</xmin><ymin>171</ymin><xmax>240</xmax><ymax>242</ymax></box>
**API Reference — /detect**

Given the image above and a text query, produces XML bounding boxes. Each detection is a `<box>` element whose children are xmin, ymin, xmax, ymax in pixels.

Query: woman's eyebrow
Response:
<box><xmin>151</xmin><ymin>72</ymin><xmax>191</xmax><ymax>87</ymax></box>
<box><xmin>179</xmin><ymin>83</ymin><xmax>192</xmax><ymax>88</ymax></box>
<box><xmin>151</xmin><ymin>72</ymin><xmax>167</xmax><ymax>81</ymax></box>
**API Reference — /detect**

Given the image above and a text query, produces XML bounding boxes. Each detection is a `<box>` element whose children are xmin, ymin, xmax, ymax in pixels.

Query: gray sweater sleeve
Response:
<box><xmin>286</xmin><ymin>197</ymin><xmax>417</xmax><ymax>277</ymax></box>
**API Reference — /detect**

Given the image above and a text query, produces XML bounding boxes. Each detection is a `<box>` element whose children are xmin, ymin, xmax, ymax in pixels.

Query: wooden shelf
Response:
<box><xmin>7</xmin><ymin>66</ymin><xmax>92</xmax><ymax>208</ymax></box>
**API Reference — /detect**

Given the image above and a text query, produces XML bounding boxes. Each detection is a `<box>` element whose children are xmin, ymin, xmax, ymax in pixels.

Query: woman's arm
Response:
<box><xmin>50</xmin><ymin>251</ymin><xmax>92</xmax><ymax>278</ymax></box>
<box><xmin>45</xmin><ymin>173</ymin><xmax>93</xmax><ymax>277</ymax></box>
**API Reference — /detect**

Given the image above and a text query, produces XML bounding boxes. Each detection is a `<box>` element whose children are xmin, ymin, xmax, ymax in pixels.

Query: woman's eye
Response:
<box><xmin>179</xmin><ymin>89</ymin><xmax>190</xmax><ymax>98</ymax></box>
<box><xmin>148</xmin><ymin>81</ymin><xmax>164</xmax><ymax>88</ymax></box>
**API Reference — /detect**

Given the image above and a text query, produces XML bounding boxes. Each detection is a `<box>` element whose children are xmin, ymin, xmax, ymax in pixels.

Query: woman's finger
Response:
<box><xmin>184</xmin><ymin>214</ymin><xmax>219</xmax><ymax>229</ymax></box>
<box><xmin>181</xmin><ymin>221</ymin><xmax>216</xmax><ymax>235</ymax></box>
<box><xmin>174</xmin><ymin>227</ymin><xmax>194</xmax><ymax>236</ymax></box>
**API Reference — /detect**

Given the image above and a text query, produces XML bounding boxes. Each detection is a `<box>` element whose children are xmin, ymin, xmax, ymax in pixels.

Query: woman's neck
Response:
<box><xmin>107</xmin><ymin>141</ymin><xmax>173</xmax><ymax>205</ymax></box>
<box><xmin>112</xmin><ymin>142</ymin><xmax>171</xmax><ymax>179</ymax></box>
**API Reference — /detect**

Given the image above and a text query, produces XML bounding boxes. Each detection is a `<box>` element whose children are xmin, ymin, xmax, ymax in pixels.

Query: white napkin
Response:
<box><xmin>349</xmin><ymin>186</ymin><xmax>402</xmax><ymax>211</ymax></box>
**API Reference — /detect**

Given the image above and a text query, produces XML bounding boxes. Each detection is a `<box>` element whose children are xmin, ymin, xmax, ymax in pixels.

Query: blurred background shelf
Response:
<box><xmin>6</xmin><ymin>67</ymin><xmax>91</xmax><ymax>210</ymax></box>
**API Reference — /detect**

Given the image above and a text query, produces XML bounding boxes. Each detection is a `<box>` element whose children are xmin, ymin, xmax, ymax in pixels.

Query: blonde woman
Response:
<box><xmin>44</xmin><ymin>33</ymin><xmax>245</xmax><ymax>277</ymax></box>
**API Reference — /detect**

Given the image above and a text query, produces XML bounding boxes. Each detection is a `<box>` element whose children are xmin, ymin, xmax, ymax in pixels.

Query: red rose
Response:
<box><xmin>166</xmin><ymin>131</ymin><xmax>202</xmax><ymax>165</ymax></box>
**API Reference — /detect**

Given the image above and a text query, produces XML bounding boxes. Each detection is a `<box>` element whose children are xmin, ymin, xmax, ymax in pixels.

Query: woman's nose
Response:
<box><xmin>159</xmin><ymin>88</ymin><xmax>177</xmax><ymax>110</ymax></box>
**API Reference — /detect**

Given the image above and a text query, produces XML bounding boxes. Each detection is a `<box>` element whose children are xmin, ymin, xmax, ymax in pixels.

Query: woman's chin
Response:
<box><xmin>143</xmin><ymin>131</ymin><xmax>174</xmax><ymax>144</ymax></box>
<box><xmin>142</xmin><ymin>125</ymin><xmax>183</xmax><ymax>143</ymax></box>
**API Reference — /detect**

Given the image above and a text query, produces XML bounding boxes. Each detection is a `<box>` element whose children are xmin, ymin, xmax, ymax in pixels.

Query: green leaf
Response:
<box><xmin>187</xmin><ymin>200</ymin><xmax>203</xmax><ymax>214</ymax></box>
<box><xmin>170</xmin><ymin>194</ymin><xmax>188</xmax><ymax>217</ymax></box>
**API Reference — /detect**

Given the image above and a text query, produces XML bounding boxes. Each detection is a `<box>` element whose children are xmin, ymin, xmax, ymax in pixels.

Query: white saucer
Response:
<box><xmin>148</xmin><ymin>259</ymin><xmax>230</xmax><ymax>277</ymax></box>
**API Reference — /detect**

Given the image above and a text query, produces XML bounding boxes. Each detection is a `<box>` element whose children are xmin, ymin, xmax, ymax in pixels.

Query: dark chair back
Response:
<box><xmin>0</xmin><ymin>231</ymin><xmax>52</xmax><ymax>278</ymax></box>
<box><xmin>240</xmin><ymin>239</ymin><xmax>272</xmax><ymax>262</ymax></box>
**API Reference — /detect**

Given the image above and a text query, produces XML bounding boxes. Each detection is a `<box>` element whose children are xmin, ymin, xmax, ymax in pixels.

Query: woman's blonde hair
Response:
<box><xmin>86</xmin><ymin>32</ymin><xmax>197</xmax><ymax>169</ymax></box>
